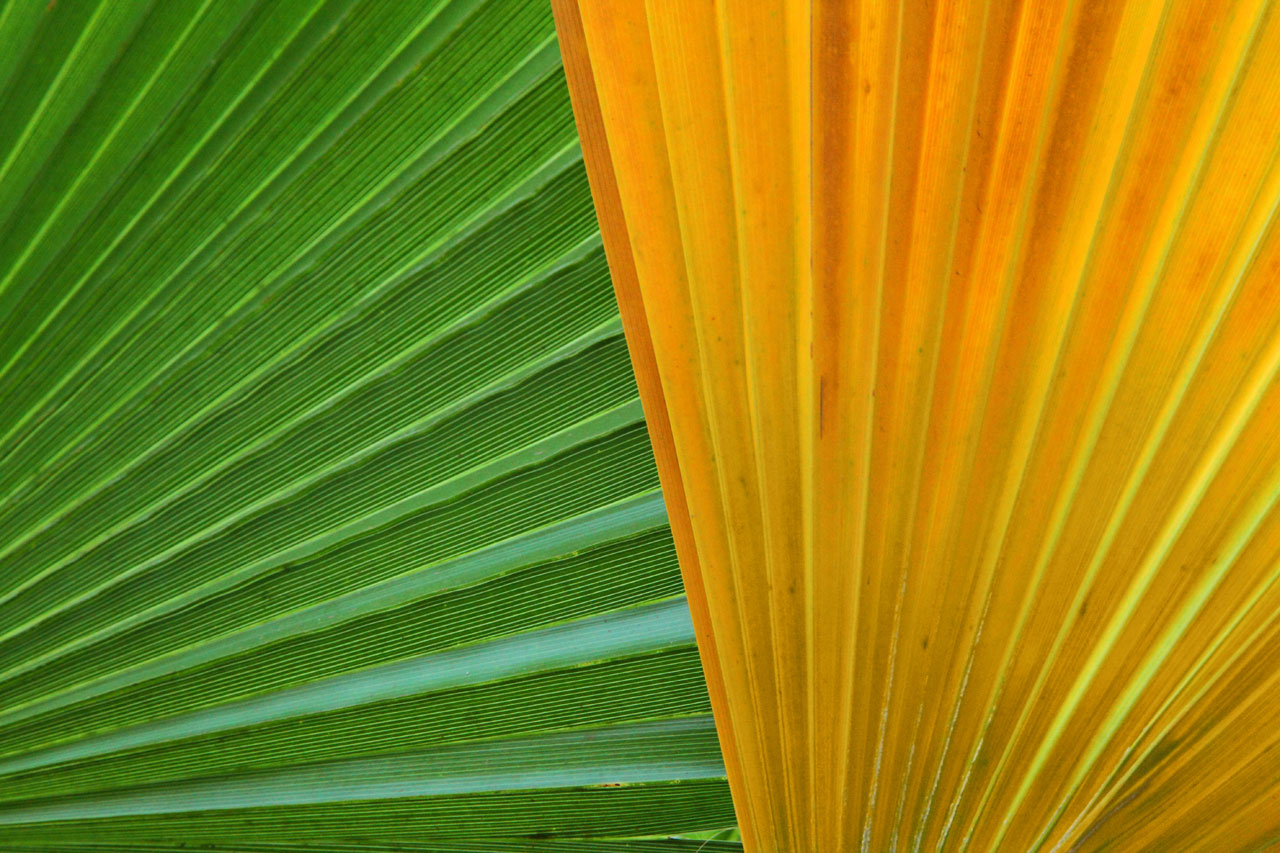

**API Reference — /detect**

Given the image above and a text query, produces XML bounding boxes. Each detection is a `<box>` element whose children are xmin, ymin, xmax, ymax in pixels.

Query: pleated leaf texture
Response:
<box><xmin>0</xmin><ymin>0</ymin><xmax>743</xmax><ymax>849</ymax></box>
<box><xmin>556</xmin><ymin>0</ymin><xmax>1280</xmax><ymax>850</ymax></box>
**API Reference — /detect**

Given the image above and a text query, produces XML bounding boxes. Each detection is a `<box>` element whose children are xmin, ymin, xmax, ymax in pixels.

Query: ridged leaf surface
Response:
<box><xmin>0</xmin><ymin>0</ymin><xmax>737</xmax><ymax>848</ymax></box>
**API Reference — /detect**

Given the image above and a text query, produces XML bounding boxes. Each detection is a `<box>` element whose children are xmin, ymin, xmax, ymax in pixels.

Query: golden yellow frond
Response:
<box><xmin>555</xmin><ymin>0</ymin><xmax>1280</xmax><ymax>849</ymax></box>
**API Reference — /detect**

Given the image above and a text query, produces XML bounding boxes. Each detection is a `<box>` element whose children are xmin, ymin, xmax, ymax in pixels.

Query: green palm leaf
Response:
<box><xmin>0</xmin><ymin>0</ymin><xmax>737</xmax><ymax>847</ymax></box>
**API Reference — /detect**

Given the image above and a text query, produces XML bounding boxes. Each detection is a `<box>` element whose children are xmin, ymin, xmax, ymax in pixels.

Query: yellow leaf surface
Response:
<box><xmin>555</xmin><ymin>0</ymin><xmax>1280</xmax><ymax>849</ymax></box>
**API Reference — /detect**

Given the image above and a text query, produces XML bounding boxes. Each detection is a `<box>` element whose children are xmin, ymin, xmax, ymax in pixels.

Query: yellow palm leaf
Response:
<box><xmin>554</xmin><ymin>0</ymin><xmax>1280</xmax><ymax>848</ymax></box>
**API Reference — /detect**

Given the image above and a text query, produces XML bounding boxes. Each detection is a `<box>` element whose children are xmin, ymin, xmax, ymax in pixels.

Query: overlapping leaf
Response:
<box><xmin>558</xmin><ymin>0</ymin><xmax>1280</xmax><ymax>849</ymax></box>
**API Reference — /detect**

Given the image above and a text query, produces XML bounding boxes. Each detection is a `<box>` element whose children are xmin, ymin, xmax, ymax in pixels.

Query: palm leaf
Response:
<box><xmin>557</xmin><ymin>0</ymin><xmax>1280</xmax><ymax>849</ymax></box>
<box><xmin>0</xmin><ymin>0</ymin><xmax>737</xmax><ymax>847</ymax></box>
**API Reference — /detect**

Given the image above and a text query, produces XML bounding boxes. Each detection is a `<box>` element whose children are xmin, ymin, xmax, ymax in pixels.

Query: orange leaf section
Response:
<box><xmin>555</xmin><ymin>0</ymin><xmax>1280</xmax><ymax>849</ymax></box>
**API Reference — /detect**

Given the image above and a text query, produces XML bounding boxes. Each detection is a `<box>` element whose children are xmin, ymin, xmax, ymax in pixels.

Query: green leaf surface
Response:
<box><xmin>0</xmin><ymin>0</ymin><xmax>737</xmax><ymax>848</ymax></box>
